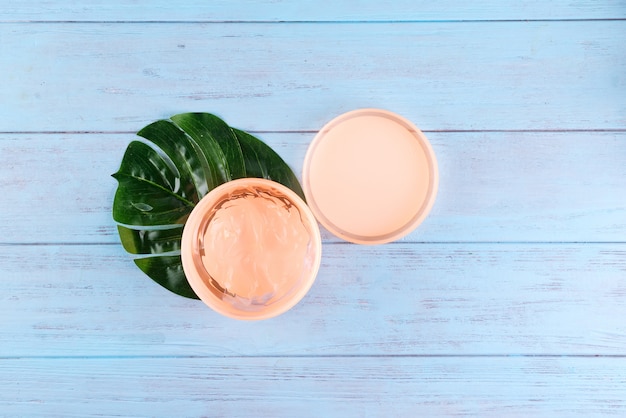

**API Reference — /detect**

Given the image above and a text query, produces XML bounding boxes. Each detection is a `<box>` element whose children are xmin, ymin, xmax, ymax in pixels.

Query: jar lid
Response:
<box><xmin>302</xmin><ymin>109</ymin><xmax>438</xmax><ymax>244</ymax></box>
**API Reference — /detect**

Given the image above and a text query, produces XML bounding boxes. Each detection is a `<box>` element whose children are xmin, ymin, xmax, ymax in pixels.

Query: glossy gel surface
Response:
<box><xmin>303</xmin><ymin>109</ymin><xmax>438</xmax><ymax>244</ymax></box>
<box><xmin>181</xmin><ymin>178</ymin><xmax>321</xmax><ymax>320</ymax></box>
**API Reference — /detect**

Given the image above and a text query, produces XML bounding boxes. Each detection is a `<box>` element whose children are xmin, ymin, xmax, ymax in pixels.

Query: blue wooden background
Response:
<box><xmin>1</xmin><ymin>1</ymin><xmax>625</xmax><ymax>416</ymax></box>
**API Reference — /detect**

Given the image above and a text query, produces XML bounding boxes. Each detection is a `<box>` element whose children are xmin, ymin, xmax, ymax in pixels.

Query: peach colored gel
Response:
<box><xmin>181</xmin><ymin>178</ymin><xmax>321</xmax><ymax>320</ymax></box>
<box><xmin>303</xmin><ymin>109</ymin><xmax>438</xmax><ymax>244</ymax></box>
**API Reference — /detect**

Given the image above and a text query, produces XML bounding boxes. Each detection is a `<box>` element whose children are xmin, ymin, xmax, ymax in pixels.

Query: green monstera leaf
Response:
<box><xmin>112</xmin><ymin>113</ymin><xmax>305</xmax><ymax>299</ymax></box>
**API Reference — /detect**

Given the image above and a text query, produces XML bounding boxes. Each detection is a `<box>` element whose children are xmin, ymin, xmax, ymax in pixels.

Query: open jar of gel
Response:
<box><xmin>181</xmin><ymin>178</ymin><xmax>322</xmax><ymax>320</ymax></box>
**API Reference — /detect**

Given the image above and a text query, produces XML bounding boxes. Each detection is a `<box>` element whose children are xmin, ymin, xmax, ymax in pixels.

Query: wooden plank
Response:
<box><xmin>1</xmin><ymin>356</ymin><xmax>624</xmax><ymax>416</ymax></box>
<box><xmin>4</xmin><ymin>1</ymin><xmax>626</xmax><ymax>22</ymax></box>
<box><xmin>1</xmin><ymin>21</ymin><xmax>625</xmax><ymax>132</ymax></box>
<box><xmin>1</xmin><ymin>132</ymin><xmax>624</xmax><ymax>244</ymax></box>
<box><xmin>1</xmin><ymin>243</ymin><xmax>624</xmax><ymax>357</ymax></box>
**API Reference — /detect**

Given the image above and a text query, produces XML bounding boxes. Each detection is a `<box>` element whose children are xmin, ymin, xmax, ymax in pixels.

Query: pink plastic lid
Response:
<box><xmin>302</xmin><ymin>109</ymin><xmax>438</xmax><ymax>245</ymax></box>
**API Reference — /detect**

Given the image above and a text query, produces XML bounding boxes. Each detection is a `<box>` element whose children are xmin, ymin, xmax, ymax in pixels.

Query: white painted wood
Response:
<box><xmin>4</xmin><ymin>1</ymin><xmax>626</xmax><ymax>21</ymax></box>
<box><xmin>1</xmin><ymin>244</ymin><xmax>624</xmax><ymax>357</ymax></box>
<box><xmin>1</xmin><ymin>21</ymin><xmax>625</xmax><ymax>132</ymax></box>
<box><xmin>1</xmin><ymin>132</ymin><xmax>624</xmax><ymax>243</ymax></box>
<box><xmin>1</xmin><ymin>357</ymin><xmax>624</xmax><ymax>417</ymax></box>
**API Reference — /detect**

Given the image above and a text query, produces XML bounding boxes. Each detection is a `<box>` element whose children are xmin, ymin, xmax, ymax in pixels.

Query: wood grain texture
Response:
<box><xmin>1</xmin><ymin>21</ymin><xmax>625</xmax><ymax>132</ymax></box>
<box><xmin>1</xmin><ymin>132</ymin><xmax>624</xmax><ymax>244</ymax></box>
<box><xmin>4</xmin><ymin>0</ymin><xmax>626</xmax><ymax>21</ymax></box>
<box><xmin>2</xmin><ymin>3</ymin><xmax>626</xmax><ymax>416</ymax></box>
<box><xmin>1</xmin><ymin>244</ymin><xmax>624</xmax><ymax>357</ymax></box>
<box><xmin>1</xmin><ymin>357</ymin><xmax>624</xmax><ymax>417</ymax></box>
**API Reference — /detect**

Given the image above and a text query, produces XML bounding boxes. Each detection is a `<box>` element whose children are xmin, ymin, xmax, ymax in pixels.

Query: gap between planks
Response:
<box><xmin>1</xmin><ymin>241</ymin><xmax>625</xmax><ymax>246</ymax></box>
<box><xmin>2</xmin><ymin>18</ymin><xmax>626</xmax><ymax>24</ymax></box>
<box><xmin>2</xmin><ymin>354</ymin><xmax>626</xmax><ymax>360</ymax></box>
<box><xmin>1</xmin><ymin>129</ymin><xmax>626</xmax><ymax>135</ymax></box>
